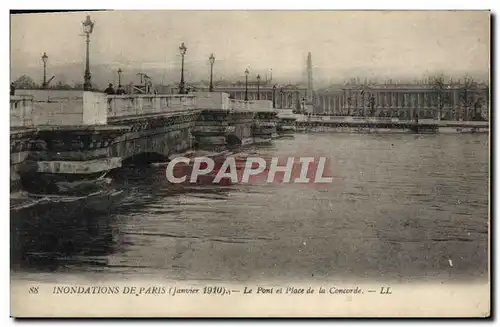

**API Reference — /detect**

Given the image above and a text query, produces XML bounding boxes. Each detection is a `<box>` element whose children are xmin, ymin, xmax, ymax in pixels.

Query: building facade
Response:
<box><xmin>314</xmin><ymin>83</ymin><xmax>489</xmax><ymax>120</ymax></box>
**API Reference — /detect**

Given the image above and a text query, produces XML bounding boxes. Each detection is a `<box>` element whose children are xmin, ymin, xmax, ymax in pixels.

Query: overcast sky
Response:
<box><xmin>10</xmin><ymin>10</ymin><xmax>490</xmax><ymax>85</ymax></box>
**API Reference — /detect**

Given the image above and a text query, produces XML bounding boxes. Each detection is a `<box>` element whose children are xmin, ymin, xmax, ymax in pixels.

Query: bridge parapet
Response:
<box><xmin>229</xmin><ymin>98</ymin><xmax>274</xmax><ymax>112</ymax></box>
<box><xmin>191</xmin><ymin>92</ymin><xmax>230</xmax><ymax>110</ymax></box>
<box><xmin>107</xmin><ymin>94</ymin><xmax>197</xmax><ymax>118</ymax></box>
<box><xmin>187</xmin><ymin>92</ymin><xmax>274</xmax><ymax>112</ymax></box>
<box><xmin>11</xmin><ymin>91</ymin><xmax>108</xmax><ymax>127</ymax></box>
<box><xmin>10</xmin><ymin>95</ymin><xmax>34</xmax><ymax>128</ymax></box>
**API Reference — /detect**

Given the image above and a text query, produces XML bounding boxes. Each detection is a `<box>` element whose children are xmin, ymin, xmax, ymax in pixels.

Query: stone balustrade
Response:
<box><xmin>229</xmin><ymin>99</ymin><xmax>251</xmax><ymax>111</ymax></box>
<box><xmin>11</xmin><ymin>90</ymin><xmax>277</xmax><ymax>129</ymax></box>
<box><xmin>11</xmin><ymin>91</ymin><xmax>108</xmax><ymax>127</ymax></box>
<box><xmin>229</xmin><ymin>99</ymin><xmax>274</xmax><ymax>112</ymax></box>
<box><xmin>107</xmin><ymin>94</ymin><xmax>197</xmax><ymax>118</ymax></box>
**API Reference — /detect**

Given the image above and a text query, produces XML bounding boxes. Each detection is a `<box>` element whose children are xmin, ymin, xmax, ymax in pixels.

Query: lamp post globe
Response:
<box><xmin>209</xmin><ymin>53</ymin><xmax>215</xmax><ymax>92</ymax></box>
<box><xmin>82</xmin><ymin>15</ymin><xmax>95</xmax><ymax>91</ymax></box>
<box><xmin>41</xmin><ymin>52</ymin><xmax>48</xmax><ymax>89</ymax></box>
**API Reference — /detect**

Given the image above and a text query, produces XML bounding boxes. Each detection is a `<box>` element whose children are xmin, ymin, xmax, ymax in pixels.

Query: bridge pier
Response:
<box><xmin>253</xmin><ymin>111</ymin><xmax>279</xmax><ymax>141</ymax></box>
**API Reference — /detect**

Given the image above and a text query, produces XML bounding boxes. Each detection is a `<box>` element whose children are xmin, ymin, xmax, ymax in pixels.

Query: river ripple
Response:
<box><xmin>11</xmin><ymin>133</ymin><xmax>489</xmax><ymax>283</ymax></box>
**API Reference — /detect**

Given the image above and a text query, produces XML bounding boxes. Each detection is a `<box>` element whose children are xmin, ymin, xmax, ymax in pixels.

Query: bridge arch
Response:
<box><xmin>226</xmin><ymin>134</ymin><xmax>242</xmax><ymax>146</ymax></box>
<box><xmin>121</xmin><ymin>151</ymin><xmax>169</xmax><ymax>166</ymax></box>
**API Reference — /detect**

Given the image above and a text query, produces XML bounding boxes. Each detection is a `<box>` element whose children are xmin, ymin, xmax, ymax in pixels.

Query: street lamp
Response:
<box><xmin>256</xmin><ymin>74</ymin><xmax>261</xmax><ymax>100</ymax></box>
<box><xmin>178</xmin><ymin>42</ymin><xmax>187</xmax><ymax>94</ymax></box>
<box><xmin>117</xmin><ymin>68</ymin><xmax>123</xmax><ymax>87</ymax></box>
<box><xmin>41</xmin><ymin>52</ymin><xmax>48</xmax><ymax>89</ymax></box>
<box><xmin>208</xmin><ymin>53</ymin><xmax>215</xmax><ymax>92</ymax></box>
<box><xmin>82</xmin><ymin>15</ymin><xmax>95</xmax><ymax>91</ymax></box>
<box><xmin>244</xmin><ymin>68</ymin><xmax>249</xmax><ymax>101</ymax></box>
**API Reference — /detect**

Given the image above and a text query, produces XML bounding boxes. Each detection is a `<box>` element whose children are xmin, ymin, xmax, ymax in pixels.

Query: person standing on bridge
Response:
<box><xmin>10</xmin><ymin>83</ymin><xmax>15</xmax><ymax>96</ymax></box>
<box><xmin>104</xmin><ymin>83</ymin><xmax>116</xmax><ymax>95</ymax></box>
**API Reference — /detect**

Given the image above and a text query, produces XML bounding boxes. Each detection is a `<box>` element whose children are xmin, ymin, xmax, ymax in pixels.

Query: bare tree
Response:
<box><xmin>347</xmin><ymin>96</ymin><xmax>352</xmax><ymax>116</ymax></box>
<box><xmin>13</xmin><ymin>75</ymin><xmax>38</xmax><ymax>89</ymax></box>
<box><xmin>55</xmin><ymin>80</ymin><xmax>72</xmax><ymax>90</ymax></box>
<box><xmin>485</xmin><ymin>83</ymin><xmax>490</xmax><ymax>107</ymax></box>
<box><xmin>369</xmin><ymin>95</ymin><xmax>376</xmax><ymax>117</ymax></box>
<box><xmin>471</xmin><ymin>83</ymin><xmax>489</xmax><ymax>121</ymax></box>
<box><xmin>430</xmin><ymin>74</ymin><xmax>448</xmax><ymax>120</ymax></box>
<box><xmin>295</xmin><ymin>92</ymin><xmax>301</xmax><ymax>113</ymax></box>
<box><xmin>360</xmin><ymin>89</ymin><xmax>365</xmax><ymax>117</ymax></box>
<box><xmin>359</xmin><ymin>83</ymin><xmax>371</xmax><ymax>117</ymax></box>
<box><xmin>484</xmin><ymin>83</ymin><xmax>490</xmax><ymax>120</ymax></box>
<box><xmin>73</xmin><ymin>82</ymin><xmax>84</xmax><ymax>90</ymax></box>
<box><xmin>458</xmin><ymin>76</ymin><xmax>477</xmax><ymax>121</ymax></box>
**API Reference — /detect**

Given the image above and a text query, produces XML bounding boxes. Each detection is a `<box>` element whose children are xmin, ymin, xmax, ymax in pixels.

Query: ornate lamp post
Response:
<box><xmin>256</xmin><ymin>74</ymin><xmax>261</xmax><ymax>100</ymax></box>
<box><xmin>272</xmin><ymin>85</ymin><xmax>276</xmax><ymax>108</ymax></box>
<box><xmin>82</xmin><ymin>15</ymin><xmax>95</xmax><ymax>91</ymax></box>
<box><xmin>244</xmin><ymin>68</ymin><xmax>249</xmax><ymax>101</ymax></box>
<box><xmin>41</xmin><ymin>52</ymin><xmax>48</xmax><ymax>89</ymax></box>
<box><xmin>117</xmin><ymin>68</ymin><xmax>123</xmax><ymax>87</ymax></box>
<box><xmin>209</xmin><ymin>53</ymin><xmax>215</xmax><ymax>92</ymax></box>
<box><xmin>178</xmin><ymin>42</ymin><xmax>187</xmax><ymax>94</ymax></box>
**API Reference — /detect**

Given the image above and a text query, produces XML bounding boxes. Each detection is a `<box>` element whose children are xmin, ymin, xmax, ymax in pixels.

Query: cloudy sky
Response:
<box><xmin>10</xmin><ymin>10</ymin><xmax>490</xmax><ymax>87</ymax></box>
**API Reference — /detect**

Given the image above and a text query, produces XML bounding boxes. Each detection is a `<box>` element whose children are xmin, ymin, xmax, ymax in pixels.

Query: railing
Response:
<box><xmin>107</xmin><ymin>94</ymin><xmax>198</xmax><ymax>118</ymax></box>
<box><xmin>10</xmin><ymin>95</ymin><xmax>34</xmax><ymax>127</ymax></box>
<box><xmin>108</xmin><ymin>92</ymin><xmax>273</xmax><ymax>117</ymax></box>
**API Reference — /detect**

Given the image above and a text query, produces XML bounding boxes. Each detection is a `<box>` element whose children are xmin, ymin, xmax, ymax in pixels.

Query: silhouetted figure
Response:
<box><xmin>104</xmin><ymin>83</ymin><xmax>115</xmax><ymax>95</ymax></box>
<box><xmin>10</xmin><ymin>83</ymin><xmax>15</xmax><ymax>96</ymax></box>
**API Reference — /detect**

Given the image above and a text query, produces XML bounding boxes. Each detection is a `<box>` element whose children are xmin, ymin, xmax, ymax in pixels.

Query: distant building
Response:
<box><xmin>314</xmin><ymin>82</ymin><xmax>489</xmax><ymax>120</ymax></box>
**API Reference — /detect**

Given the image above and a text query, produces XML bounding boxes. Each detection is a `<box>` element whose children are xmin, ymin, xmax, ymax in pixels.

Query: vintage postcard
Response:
<box><xmin>10</xmin><ymin>10</ymin><xmax>490</xmax><ymax>317</ymax></box>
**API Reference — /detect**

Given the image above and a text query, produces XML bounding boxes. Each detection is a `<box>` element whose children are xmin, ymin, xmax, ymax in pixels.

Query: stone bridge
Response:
<box><xmin>10</xmin><ymin>90</ymin><xmax>278</xmax><ymax>193</ymax></box>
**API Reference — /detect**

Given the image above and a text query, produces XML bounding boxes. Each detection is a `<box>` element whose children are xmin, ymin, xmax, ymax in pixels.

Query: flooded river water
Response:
<box><xmin>11</xmin><ymin>133</ymin><xmax>489</xmax><ymax>283</ymax></box>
